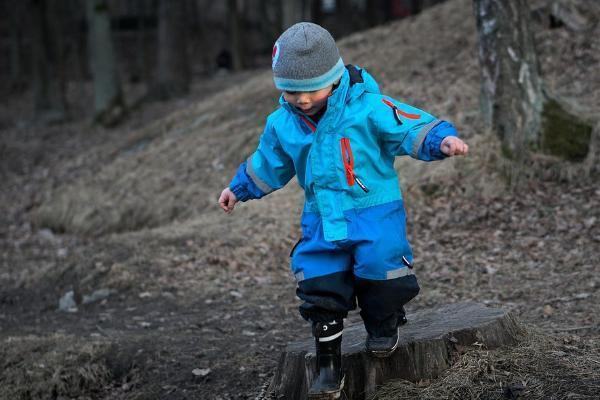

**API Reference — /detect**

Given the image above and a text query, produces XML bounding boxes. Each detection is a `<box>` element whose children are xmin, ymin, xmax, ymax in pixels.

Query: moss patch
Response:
<box><xmin>541</xmin><ymin>99</ymin><xmax>592</xmax><ymax>161</ymax></box>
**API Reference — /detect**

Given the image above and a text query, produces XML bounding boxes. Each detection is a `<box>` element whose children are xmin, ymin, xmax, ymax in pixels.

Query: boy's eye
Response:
<box><xmin>285</xmin><ymin>90</ymin><xmax>298</xmax><ymax>95</ymax></box>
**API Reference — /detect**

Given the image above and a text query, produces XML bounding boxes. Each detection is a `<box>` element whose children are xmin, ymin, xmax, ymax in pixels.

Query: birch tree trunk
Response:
<box><xmin>153</xmin><ymin>0</ymin><xmax>190</xmax><ymax>100</ymax></box>
<box><xmin>31</xmin><ymin>0</ymin><xmax>67</xmax><ymax>123</ymax></box>
<box><xmin>86</xmin><ymin>0</ymin><xmax>126</xmax><ymax>126</ymax></box>
<box><xmin>473</xmin><ymin>0</ymin><xmax>593</xmax><ymax>184</ymax></box>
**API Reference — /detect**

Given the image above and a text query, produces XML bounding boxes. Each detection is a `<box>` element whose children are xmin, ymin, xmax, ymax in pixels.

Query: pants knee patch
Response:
<box><xmin>297</xmin><ymin>271</ymin><xmax>356</xmax><ymax>322</ymax></box>
<box><xmin>355</xmin><ymin>275</ymin><xmax>420</xmax><ymax>336</ymax></box>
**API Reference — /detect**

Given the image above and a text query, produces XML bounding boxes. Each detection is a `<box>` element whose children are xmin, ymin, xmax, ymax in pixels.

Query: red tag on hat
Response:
<box><xmin>272</xmin><ymin>43</ymin><xmax>280</xmax><ymax>68</ymax></box>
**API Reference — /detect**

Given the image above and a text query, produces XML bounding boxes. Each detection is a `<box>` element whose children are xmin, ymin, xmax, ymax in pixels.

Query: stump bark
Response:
<box><xmin>269</xmin><ymin>303</ymin><xmax>524</xmax><ymax>400</ymax></box>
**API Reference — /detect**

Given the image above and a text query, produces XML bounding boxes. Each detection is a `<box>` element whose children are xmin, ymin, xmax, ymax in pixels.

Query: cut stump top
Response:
<box><xmin>270</xmin><ymin>302</ymin><xmax>524</xmax><ymax>400</ymax></box>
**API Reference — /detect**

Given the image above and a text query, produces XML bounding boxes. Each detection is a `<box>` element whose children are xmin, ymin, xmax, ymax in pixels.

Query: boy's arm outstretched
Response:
<box><xmin>370</xmin><ymin>96</ymin><xmax>468</xmax><ymax>160</ymax></box>
<box><xmin>219</xmin><ymin>118</ymin><xmax>295</xmax><ymax>214</ymax></box>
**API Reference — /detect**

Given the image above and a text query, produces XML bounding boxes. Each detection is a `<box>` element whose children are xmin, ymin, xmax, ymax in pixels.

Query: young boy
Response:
<box><xmin>218</xmin><ymin>22</ymin><xmax>468</xmax><ymax>399</ymax></box>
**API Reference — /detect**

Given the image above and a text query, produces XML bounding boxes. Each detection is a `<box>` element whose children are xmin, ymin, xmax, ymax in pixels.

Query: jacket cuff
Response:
<box><xmin>230</xmin><ymin>183</ymin><xmax>252</xmax><ymax>202</ymax></box>
<box><xmin>229</xmin><ymin>161</ymin><xmax>266</xmax><ymax>202</ymax></box>
<box><xmin>419</xmin><ymin>121</ymin><xmax>457</xmax><ymax>161</ymax></box>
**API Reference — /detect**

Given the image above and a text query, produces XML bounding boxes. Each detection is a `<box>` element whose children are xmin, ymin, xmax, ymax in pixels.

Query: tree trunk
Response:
<box><xmin>153</xmin><ymin>0</ymin><xmax>190</xmax><ymax>100</ymax></box>
<box><xmin>9</xmin><ymin>2</ymin><xmax>26</xmax><ymax>92</ymax></box>
<box><xmin>366</xmin><ymin>0</ymin><xmax>390</xmax><ymax>26</ymax></box>
<box><xmin>31</xmin><ymin>0</ymin><xmax>68</xmax><ymax>123</ymax></box>
<box><xmin>134</xmin><ymin>0</ymin><xmax>149</xmax><ymax>84</ymax></box>
<box><xmin>473</xmin><ymin>0</ymin><xmax>593</xmax><ymax>185</ymax></box>
<box><xmin>269</xmin><ymin>303</ymin><xmax>523</xmax><ymax>400</ymax></box>
<box><xmin>86</xmin><ymin>0</ymin><xmax>126</xmax><ymax>126</ymax></box>
<box><xmin>228</xmin><ymin>0</ymin><xmax>243</xmax><ymax>71</ymax></box>
<box><xmin>337</xmin><ymin>0</ymin><xmax>356</xmax><ymax>36</ymax></box>
<box><xmin>301</xmin><ymin>0</ymin><xmax>314</xmax><ymax>21</ymax></box>
<box><xmin>282</xmin><ymin>0</ymin><xmax>303</xmax><ymax>30</ymax></box>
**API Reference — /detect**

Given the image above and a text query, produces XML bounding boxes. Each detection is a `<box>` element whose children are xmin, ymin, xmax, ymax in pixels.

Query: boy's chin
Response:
<box><xmin>304</xmin><ymin>107</ymin><xmax>323</xmax><ymax>116</ymax></box>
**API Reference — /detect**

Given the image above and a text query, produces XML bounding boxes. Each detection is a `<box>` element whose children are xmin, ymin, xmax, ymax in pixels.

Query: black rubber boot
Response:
<box><xmin>365</xmin><ymin>315</ymin><xmax>407</xmax><ymax>358</ymax></box>
<box><xmin>308</xmin><ymin>320</ymin><xmax>345</xmax><ymax>400</ymax></box>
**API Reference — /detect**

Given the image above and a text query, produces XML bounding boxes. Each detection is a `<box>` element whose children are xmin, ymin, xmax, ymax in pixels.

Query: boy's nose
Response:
<box><xmin>297</xmin><ymin>94</ymin><xmax>311</xmax><ymax>104</ymax></box>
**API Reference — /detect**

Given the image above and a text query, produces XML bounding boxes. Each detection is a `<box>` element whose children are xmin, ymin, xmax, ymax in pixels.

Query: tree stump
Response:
<box><xmin>269</xmin><ymin>303</ymin><xmax>524</xmax><ymax>400</ymax></box>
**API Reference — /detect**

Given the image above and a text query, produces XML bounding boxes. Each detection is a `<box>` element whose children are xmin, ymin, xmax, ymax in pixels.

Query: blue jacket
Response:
<box><xmin>230</xmin><ymin>66</ymin><xmax>457</xmax><ymax>241</ymax></box>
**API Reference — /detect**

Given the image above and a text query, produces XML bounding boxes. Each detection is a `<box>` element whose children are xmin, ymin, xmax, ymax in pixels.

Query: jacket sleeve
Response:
<box><xmin>370</xmin><ymin>96</ymin><xmax>458</xmax><ymax>161</ymax></box>
<box><xmin>229</xmin><ymin>119</ymin><xmax>295</xmax><ymax>201</ymax></box>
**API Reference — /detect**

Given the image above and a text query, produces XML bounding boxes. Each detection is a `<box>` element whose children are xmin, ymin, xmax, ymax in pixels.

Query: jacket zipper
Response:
<box><xmin>340</xmin><ymin>138</ymin><xmax>369</xmax><ymax>193</ymax></box>
<box><xmin>299</xmin><ymin>115</ymin><xmax>316</xmax><ymax>133</ymax></box>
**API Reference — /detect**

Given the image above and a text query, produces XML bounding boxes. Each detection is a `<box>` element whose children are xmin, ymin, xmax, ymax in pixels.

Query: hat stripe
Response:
<box><xmin>274</xmin><ymin>58</ymin><xmax>345</xmax><ymax>92</ymax></box>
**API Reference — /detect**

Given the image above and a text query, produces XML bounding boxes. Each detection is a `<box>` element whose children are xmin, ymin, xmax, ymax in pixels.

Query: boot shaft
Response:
<box><xmin>308</xmin><ymin>319</ymin><xmax>345</xmax><ymax>398</ymax></box>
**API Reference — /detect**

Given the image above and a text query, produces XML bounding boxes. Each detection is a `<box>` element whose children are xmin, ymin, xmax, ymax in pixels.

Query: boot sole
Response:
<box><xmin>308</xmin><ymin>375</ymin><xmax>345</xmax><ymax>400</ymax></box>
<box><xmin>366</xmin><ymin>328</ymin><xmax>400</xmax><ymax>358</ymax></box>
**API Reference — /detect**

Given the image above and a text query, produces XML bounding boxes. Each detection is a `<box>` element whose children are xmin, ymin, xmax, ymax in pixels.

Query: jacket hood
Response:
<box><xmin>347</xmin><ymin>66</ymin><xmax>381</xmax><ymax>101</ymax></box>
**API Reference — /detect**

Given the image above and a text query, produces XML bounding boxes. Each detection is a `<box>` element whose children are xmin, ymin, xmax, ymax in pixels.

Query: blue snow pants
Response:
<box><xmin>290</xmin><ymin>200</ymin><xmax>420</xmax><ymax>337</ymax></box>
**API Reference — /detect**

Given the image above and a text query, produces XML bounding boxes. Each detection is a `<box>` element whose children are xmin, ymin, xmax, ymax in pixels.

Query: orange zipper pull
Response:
<box><xmin>340</xmin><ymin>138</ymin><xmax>354</xmax><ymax>186</ymax></box>
<box><xmin>340</xmin><ymin>138</ymin><xmax>369</xmax><ymax>193</ymax></box>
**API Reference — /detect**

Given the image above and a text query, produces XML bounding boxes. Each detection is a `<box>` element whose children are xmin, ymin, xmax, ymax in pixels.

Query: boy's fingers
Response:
<box><xmin>219</xmin><ymin>194</ymin><xmax>231</xmax><ymax>212</ymax></box>
<box><xmin>226</xmin><ymin>197</ymin><xmax>237</xmax><ymax>213</ymax></box>
<box><xmin>448</xmin><ymin>142</ymin><xmax>456</xmax><ymax>156</ymax></box>
<box><xmin>442</xmin><ymin>143</ymin><xmax>451</xmax><ymax>155</ymax></box>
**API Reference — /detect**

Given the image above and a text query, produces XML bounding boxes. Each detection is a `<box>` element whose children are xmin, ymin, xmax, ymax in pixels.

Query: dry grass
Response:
<box><xmin>0</xmin><ymin>334</ymin><xmax>114</xmax><ymax>399</ymax></box>
<box><xmin>371</xmin><ymin>330</ymin><xmax>600</xmax><ymax>400</ymax></box>
<box><xmin>0</xmin><ymin>333</ymin><xmax>157</xmax><ymax>400</ymax></box>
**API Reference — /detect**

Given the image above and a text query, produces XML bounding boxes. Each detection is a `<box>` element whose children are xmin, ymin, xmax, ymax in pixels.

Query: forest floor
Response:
<box><xmin>1</xmin><ymin>0</ymin><xmax>600</xmax><ymax>399</ymax></box>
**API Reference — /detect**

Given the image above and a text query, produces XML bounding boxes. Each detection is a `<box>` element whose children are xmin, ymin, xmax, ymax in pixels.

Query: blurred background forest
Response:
<box><xmin>1</xmin><ymin>0</ymin><xmax>599</xmax><ymax>399</ymax></box>
<box><xmin>0</xmin><ymin>0</ymin><xmax>446</xmax><ymax>126</ymax></box>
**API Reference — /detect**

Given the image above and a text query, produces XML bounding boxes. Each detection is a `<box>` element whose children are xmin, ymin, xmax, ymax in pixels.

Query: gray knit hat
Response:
<box><xmin>272</xmin><ymin>22</ymin><xmax>344</xmax><ymax>92</ymax></box>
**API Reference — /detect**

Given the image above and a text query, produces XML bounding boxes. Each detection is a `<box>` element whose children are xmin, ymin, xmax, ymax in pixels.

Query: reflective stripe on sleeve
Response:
<box><xmin>411</xmin><ymin>119</ymin><xmax>441</xmax><ymax>158</ymax></box>
<box><xmin>246</xmin><ymin>155</ymin><xmax>274</xmax><ymax>194</ymax></box>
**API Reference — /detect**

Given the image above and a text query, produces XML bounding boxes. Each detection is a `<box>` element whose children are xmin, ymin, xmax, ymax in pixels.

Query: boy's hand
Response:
<box><xmin>219</xmin><ymin>187</ymin><xmax>238</xmax><ymax>214</ymax></box>
<box><xmin>440</xmin><ymin>136</ymin><xmax>469</xmax><ymax>157</ymax></box>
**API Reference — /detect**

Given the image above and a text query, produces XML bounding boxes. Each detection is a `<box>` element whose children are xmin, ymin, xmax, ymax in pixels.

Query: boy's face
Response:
<box><xmin>283</xmin><ymin>85</ymin><xmax>333</xmax><ymax>116</ymax></box>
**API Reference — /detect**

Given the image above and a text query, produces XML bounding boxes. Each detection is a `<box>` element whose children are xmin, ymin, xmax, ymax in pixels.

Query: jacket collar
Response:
<box><xmin>279</xmin><ymin>68</ymin><xmax>350</xmax><ymax>115</ymax></box>
<box><xmin>278</xmin><ymin>66</ymin><xmax>381</xmax><ymax>110</ymax></box>
<box><xmin>347</xmin><ymin>66</ymin><xmax>381</xmax><ymax>101</ymax></box>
